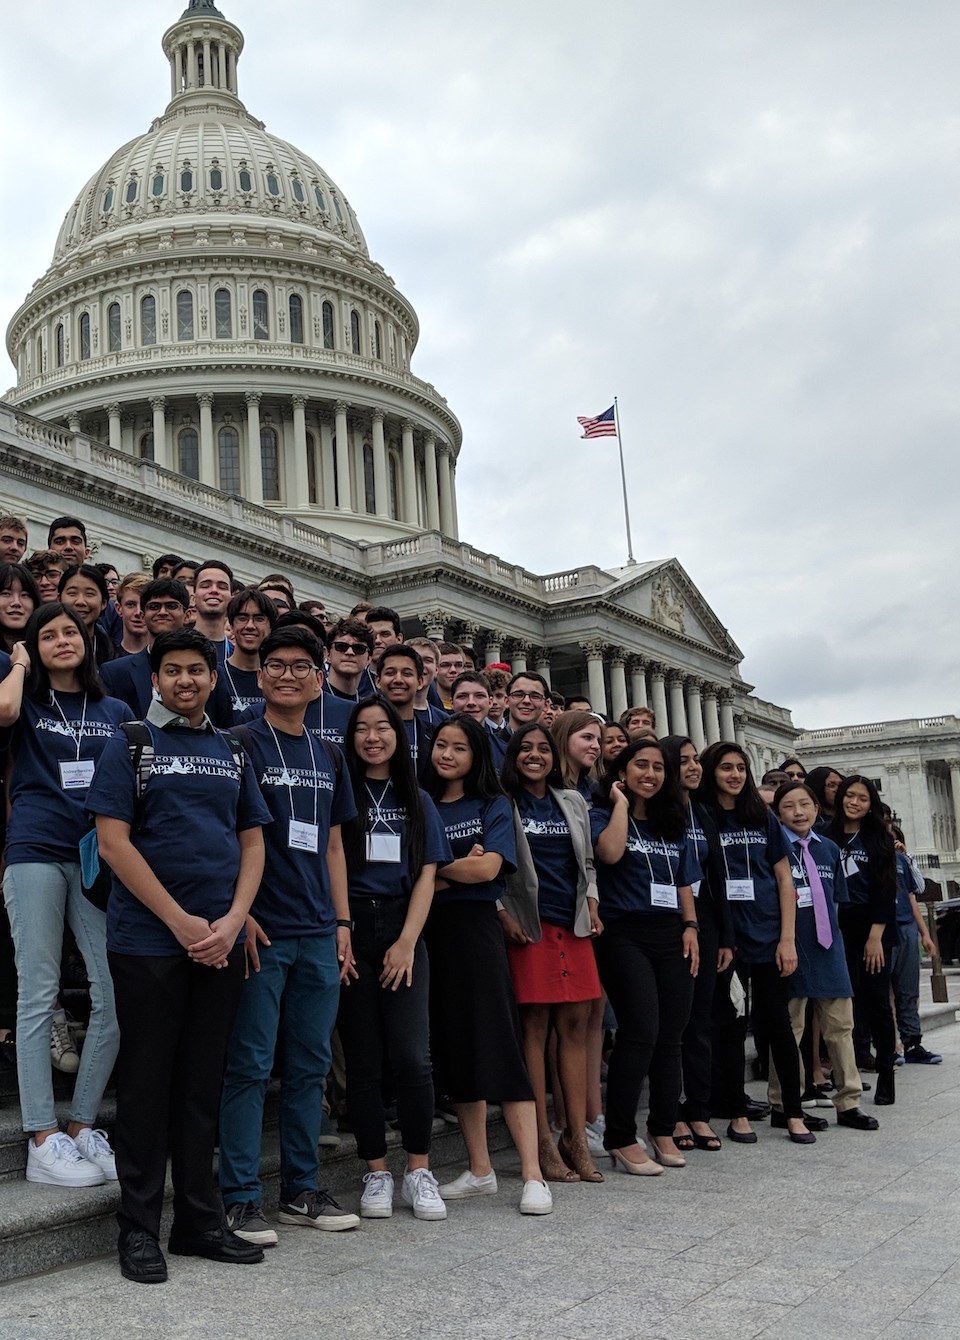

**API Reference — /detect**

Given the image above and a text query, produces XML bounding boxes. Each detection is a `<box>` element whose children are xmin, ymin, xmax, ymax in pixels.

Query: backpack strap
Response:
<box><xmin>120</xmin><ymin>720</ymin><xmax>156</xmax><ymax>835</ymax></box>
<box><xmin>218</xmin><ymin>730</ymin><xmax>247</xmax><ymax>777</ymax></box>
<box><xmin>321</xmin><ymin>737</ymin><xmax>343</xmax><ymax>782</ymax></box>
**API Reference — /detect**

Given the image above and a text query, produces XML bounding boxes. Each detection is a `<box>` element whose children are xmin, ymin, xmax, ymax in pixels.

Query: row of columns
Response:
<box><xmin>85</xmin><ymin>394</ymin><xmax>458</xmax><ymax>534</ymax></box>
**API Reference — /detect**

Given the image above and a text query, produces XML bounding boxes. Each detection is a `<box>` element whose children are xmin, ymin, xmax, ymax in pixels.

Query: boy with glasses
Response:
<box><xmin>323</xmin><ymin>618</ymin><xmax>375</xmax><ymax>700</ymax></box>
<box><xmin>100</xmin><ymin>579</ymin><xmax>189</xmax><ymax>716</ymax></box>
<box><xmin>501</xmin><ymin>672</ymin><xmax>549</xmax><ymax>737</ymax></box>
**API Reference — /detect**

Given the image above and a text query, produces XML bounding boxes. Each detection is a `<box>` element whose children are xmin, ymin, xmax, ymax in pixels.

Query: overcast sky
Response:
<box><xmin>1</xmin><ymin>1</ymin><xmax>958</xmax><ymax>729</ymax></box>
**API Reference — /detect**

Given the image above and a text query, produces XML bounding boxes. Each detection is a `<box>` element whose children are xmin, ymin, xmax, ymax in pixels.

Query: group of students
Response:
<box><xmin>0</xmin><ymin>511</ymin><xmax>940</xmax><ymax>1287</ymax></box>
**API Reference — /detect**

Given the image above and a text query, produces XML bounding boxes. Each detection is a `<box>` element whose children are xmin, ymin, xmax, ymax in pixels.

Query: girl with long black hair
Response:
<box><xmin>338</xmin><ymin>696</ymin><xmax>452</xmax><ymax>1222</ymax></box>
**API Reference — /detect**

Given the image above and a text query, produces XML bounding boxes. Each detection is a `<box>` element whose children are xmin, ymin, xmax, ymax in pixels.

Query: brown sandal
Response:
<box><xmin>539</xmin><ymin>1135</ymin><xmax>579</xmax><ymax>1182</ymax></box>
<box><xmin>558</xmin><ymin>1131</ymin><xmax>604</xmax><ymax>1183</ymax></box>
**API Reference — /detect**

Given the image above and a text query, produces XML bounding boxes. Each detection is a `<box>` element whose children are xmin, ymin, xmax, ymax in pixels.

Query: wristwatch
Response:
<box><xmin>336</xmin><ymin>918</ymin><xmax>355</xmax><ymax>931</ymax></box>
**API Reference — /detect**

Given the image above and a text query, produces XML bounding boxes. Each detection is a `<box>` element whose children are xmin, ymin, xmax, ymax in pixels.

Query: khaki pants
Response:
<box><xmin>767</xmin><ymin>996</ymin><xmax>862</xmax><ymax>1114</ymax></box>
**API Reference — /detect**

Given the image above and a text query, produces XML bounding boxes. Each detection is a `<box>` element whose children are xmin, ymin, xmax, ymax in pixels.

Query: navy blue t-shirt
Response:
<box><xmin>589</xmin><ymin>807</ymin><xmax>698</xmax><ymax>919</ymax></box>
<box><xmin>347</xmin><ymin>779</ymin><xmax>452</xmax><ymax>900</ymax></box>
<box><xmin>895</xmin><ymin>852</ymin><xmax>924</xmax><ymax>938</ymax></box>
<box><xmin>784</xmin><ymin>830</ymin><xmax>852</xmax><ymax>999</ymax></box>
<box><xmin>518</xmin><ymin>790</ymin><xmax>579</xmax><ymax>929</ymax></box>
<box><xmin>434</xmin><ymin>793</ymin><xmax>516</xmax><ymax>907</ymax></box>
<box><xmin>239</xmin><ymin>693</ymin><xmax>354</xmax><ymax>749</ymax></box>
<box><xmin>220</xmin><ymin>662</ymin><xmax>264</xmax><ymax>724</ymax></box>
<box><xmin>236</xmin><ymin>716</ymin><xmax>355</xmax><ymax>938</ymax></box>
<box><xmin>6</xmin><ymin>692</ymin><xmax>135</xmax><ymax>865</ymax></box>
<box><xmin>87</xmin><ymin>723</ymin><xmax>272</xmax><ymax>955</ymax></box>
<box><xmin>715</xmin><ymin>808</ymin><xmax>792</xmax><ymax>963</ymax></box>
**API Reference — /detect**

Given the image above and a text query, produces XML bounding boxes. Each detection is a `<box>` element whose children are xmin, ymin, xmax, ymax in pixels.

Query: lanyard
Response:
<box><xmin>720</xmin><ymin>824</ymin><xmax>752</xmax><ymax>882</ymax></box>
<box><xmin>365</xmin><ymin>779</ymin><xmax>399</xmax><ymax>834</ymax></box>
<box><xmin>266</xmin><ymin>719</ymin><xmax>319</xmax><ymax>827</ymax></box>
<box><xmin>686</xmin><ymin>800</ymin><xmax>702</xmax><ymax>865</ymax></box>
<box><xmin>629</xmin><ymin>817</ymin><xmax>675</xmax><ymax>887</ymax></box>
<box><xmin>50</xmin><ymin>691</ymin><xmax>88</xmax><ymax>761</ymax></box>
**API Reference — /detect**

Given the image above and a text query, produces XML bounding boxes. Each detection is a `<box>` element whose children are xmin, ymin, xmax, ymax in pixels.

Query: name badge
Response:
<box><xmin>288</xmin><ymin>819</ymin><xmax>319</xmax><ymax>853</ymax></box>
<box><xmin>367</xmin><ymin>832</ymin><xmax>401</xmax><ymax>863</ymax></box>
<box><xmin>796</xmin><ymin>885</ymin><xmax>813</xmax><ymax>909</ymax></box>
<box><xmin>726</xmin><ymin>878</ymin><xmax>755</xmax><ymax>902</ymax></box>
<box><xmin>690</xmin><ymin>879</ymin><xmax>702</xmax><ymax>898</ymax></box>
<box><xmin>59</xmin><ymin>760</ymin><xmax>95</xmax><ymax>790</ymax></box>
<box><xmin>650</xmin><ymin>882</ymin><xmax>678</xmax><ymax>910</ymax></box>
<box><xmin>843</xmin><ymin>854</ymin><xmax>859</xmax><ymax>878</ymax></box>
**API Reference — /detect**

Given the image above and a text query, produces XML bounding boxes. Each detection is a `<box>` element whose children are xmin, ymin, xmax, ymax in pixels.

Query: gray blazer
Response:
<box><xmin>501</xmin><ymin>787</ymin><xmax>599</xmax><ymax>942</ymax></box>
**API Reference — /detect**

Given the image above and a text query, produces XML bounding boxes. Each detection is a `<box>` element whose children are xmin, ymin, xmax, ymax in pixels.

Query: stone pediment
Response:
<box><xmin>598</xmin><ymin>559</ymin><xmax>743</xmax><ymax>660</ymax></box>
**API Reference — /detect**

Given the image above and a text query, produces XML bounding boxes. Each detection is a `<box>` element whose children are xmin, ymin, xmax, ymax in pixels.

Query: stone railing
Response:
<box><xmin>797</xmin><ymin>716</ymin><xmax>960</xmax><ymax>744</ymax></box>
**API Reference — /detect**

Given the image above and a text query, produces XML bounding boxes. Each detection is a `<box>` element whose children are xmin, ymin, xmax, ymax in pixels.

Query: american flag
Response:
<box><xmin>577</xmin><ymin>405</ymin><xmax>617</xmax><ymax>439</ymax></box>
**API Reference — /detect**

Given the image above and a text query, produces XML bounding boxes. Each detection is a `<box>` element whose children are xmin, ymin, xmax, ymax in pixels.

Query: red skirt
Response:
<box><xmin>506</xmin><ymin>921</ymin><xmax>601</xmax><ymax>1005</ymax></box>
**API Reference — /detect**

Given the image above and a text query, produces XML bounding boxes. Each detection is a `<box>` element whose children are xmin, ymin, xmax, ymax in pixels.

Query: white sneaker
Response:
<box><xmin>519</xmin><ymin>1180</ymin><xmax>554</xmax><ymax>1215</ymax></box>
<box><xmin>585</xmin><ymin>1126</ymin><xmax>606</xmax><ymax>1157</ymax></box>
<box><xmin>360</xmin><ymin>1170</ymin><xmax>394</xmax><ymax>1218</ymax></box>
<box><xmin>438</xmin><ymin>1168</ymin><xmax>498</xmax><ymax>1200</ymax></box>
<box><xmin>72</xmin><ymin>1127</ymin><xmax>118</xmax><ymax>1181</ymax></box>
<box><xmin>50</xmin><ymin>1015</ymin><xmax>79</xmax><ymax>1074</ymax></box>
<box><xmin>26</xmin><ymin>1132</ymin><xmax>105</xmax><ymax>1188</ymax></box>
<box><xmin>400</xmin><ymin>1168</ymin><xmax>447</xmax><ymax>1221</ymax></box>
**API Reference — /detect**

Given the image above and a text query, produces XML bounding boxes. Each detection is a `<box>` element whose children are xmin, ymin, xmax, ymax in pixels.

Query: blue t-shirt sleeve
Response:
<box><xmin>420</xmin><ymin>790</ymin><xmax>454</xmax><ymax>866</ymax></box>
<box><xmin>235</xmin><ymin>749</ymin><xmax>272</xmax><ymax>831</ymax></box>
<box><xmin>330</xmin><ymin>748</ymin><xmax>357</xmax><ymax>827</ymax></box>
<box><xmin>766</xmin><ymin>810</ymin><xmax>792</xmax><ymax>865</ymax></box>
<box><xmin>832</xmin><ymin>852</ymin><xmax>850</xmax><ymax>906</ymax></box>
<box><xmin>86</xmin><ymin>734</ymin><xmax>137</xmax><ymax>824</ymax></box>
<box><xmin>589</xmin><ymin>805</ymin><xmax>613</xmax><ymax>847</ymax></box>
<box><xmin>677</xmin><ymin>835</ymin><xmax>699</xmax><ymax>887</ymax></box>
<box><xmin>482</xmin><ymin>795</ymin><xmax>517</xmax><ymax>873</ymax></box>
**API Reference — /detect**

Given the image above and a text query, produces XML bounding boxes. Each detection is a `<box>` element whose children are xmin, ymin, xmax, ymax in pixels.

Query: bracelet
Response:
<box><xmin>336</xmin><ymin>918</ymin><xmax>354</xmax><ymax>931</ymax></box>
<box><xmin>682</xmin><ymin>920</ymin><xmax>700</xmax><ymax>932</ymax></box>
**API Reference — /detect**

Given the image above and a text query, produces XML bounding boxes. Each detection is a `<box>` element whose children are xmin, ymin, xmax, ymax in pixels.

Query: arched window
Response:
<box><xmin>292</xmin><ymin>178</ymin><xmax>305</xmax><ymax>203</ymax></box>
<box><xmin>55</xmin><ymin>323</ymin><xmax>65</xmax><ymax>368</ymax></box>
<box><xmin>140</xmin><ymin>295</ymin><xmax>157</xmax><ymax>345</ymax></box>
<box><xmin>388</xmin><ymin>451</ymin><xmax>400</xmax><ymax>520</ymax></box>
<box><xmin>180</xmin><ymin>169</ymin><xmax>193</xmax><ymax>193</ymax></box>
<box><xmin>322</xmin><ymin>300</ymin><xmax>335</xmax><ymax>350</ymax></box>
<box><xmin>261</xmin><ymin>427</ymin><xmax>280</xmax><ymax>500</ymax></box>
<box><xmin>266</xmin><ymin>172</ymin><xmax>281</xmax><ymax>197</ymax></box>
<box><xmin>209</xmin><ymin>166</ymin><xmax>223</xmax><ymax>191</ymax></box>
<box><xmin>350</xmin><ymin>310</ymin><xmax>361</xmax><ymax>355</ymax></box>
<box><xmin>36</xmin><ymin>335</ymin><xmax>43</xmax><ymax>374</ymax></box>
<box><xmin>218</xmin><ymin>426</ymin><xmax>240</xmax><ymax>493</ymax></box>
<box><xmin>177</xmin><ymin>290</ymin><xmax>194</xmax><ymax>341</ymax></box>
<box><xmin>214</xmin><ymin>288</ymin><xmax>232</xmax><ymax>338</ymax></box>
<box><xmin>140</xmin><ymin>431</ymin><xmax>155</xmax><ymax>462</ymax></box>
<box><xmin>374</xmin><ymin>320</ymin><xmax>383</xmax><ymax>360</ymax></box>
<box><xmin>306</xmin><ymin>431</ymin><xmax>318</xmax><ymax>505</ymax></box>
<box><xmin>108</xmin><ymin>302</ymin><xmax>121</xmax><ymax>353</ymax></box>
<box><xmin>102</xmin><ymin>188</ymin><xmax>114</xmax><ymax>213</ymax></box>
<box><xmin>79</xmin><ymin>313</ymin><xmax>91</xmax><ymax>361</ymax></box>
<box><xmin>288</xmin><ymin>294</ymin><xmax>304</xmax><ymax>345</ymax></box>
<box><xmin>362</xmin><ymin>443</ymin><xmax>375</xmax><ymax>514</ymax></box>
<box><xmin>239</xmin><ymin>168</ymin><xmax>252</xmax><ymax>193</ymax></box>
<box><xmin>151</xmin><ymin>173</ymin><xmax>165</xmax><ymax>197</ymax></box>
<box><xmin>178</xmin><ymin>428</ymin><xmax>199</xmax><ymax>479</ymax></box>
<box><xmin>333</xmin><ymin>196</ymin><xmax>344</xmax><ymax>223</ymax></box>
<box><xmin>315</xmin><ymin>185</ymin><xmax>327</xmax><ymax>211</ymax></box>
<box><xmin>125</xmin><ymin>179</ymin><xmax>138</xmax><ymax>204</ymax></box>
<box><xmin>252</xmin><ymin>290</ymin><xmax>269</xmax><ymax>340</ymax></box>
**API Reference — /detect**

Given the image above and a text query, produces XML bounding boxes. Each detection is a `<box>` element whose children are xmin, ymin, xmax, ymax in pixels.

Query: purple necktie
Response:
<box><xmin>799</xmin><ymin>836</ymin><xmax>833</xmax><ymax>949</ymax></box>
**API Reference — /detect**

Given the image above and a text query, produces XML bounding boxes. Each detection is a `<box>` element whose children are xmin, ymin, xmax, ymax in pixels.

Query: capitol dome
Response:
<box><xmin>6</xmin><ymin>0</ymin><xmax>461</xmax><ymax>543</ymax></box>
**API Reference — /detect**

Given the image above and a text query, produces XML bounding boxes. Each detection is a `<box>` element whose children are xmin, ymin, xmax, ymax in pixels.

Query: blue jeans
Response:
<box><xmin>890</xmin><ymin>926</ymin><xmax>922</xmax><ymax>1046</ymax></box>
<box><xmin>219</xmin><ymin>934</ymin><xmax>340</xmax><ymax>1205</ymax></box>
<box><xmin>3</xmin><ymin>861</ymin><xmax>119</xmax><ymax>1133</ymax></box>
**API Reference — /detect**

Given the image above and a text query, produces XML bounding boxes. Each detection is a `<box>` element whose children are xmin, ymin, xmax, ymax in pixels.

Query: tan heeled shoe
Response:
<box><xmin>609</xmin><ymin>1147</ymin><xmax>663</xmax><ymax>1177</ymax></box>
<box><xmin>558</xmin><ymin>1131</ymin><xmax>604</xmax><ymax>1183</ymax></box>
<box><xmin>649</xmin><ymin>1136</ymin><xmax>686</xmax><ymax>1168</ymax></box>
<box><xmin>538</xmin><ymin>1135</ymin><xmax>579</xmax><ymax>1183</ymax></box>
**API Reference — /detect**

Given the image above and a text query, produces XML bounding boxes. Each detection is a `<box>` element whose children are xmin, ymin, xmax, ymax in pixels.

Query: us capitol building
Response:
<box><xmin>0</xmin><ymin>0</ymin><xmax>926</xmax><ymax>816</ymax></box>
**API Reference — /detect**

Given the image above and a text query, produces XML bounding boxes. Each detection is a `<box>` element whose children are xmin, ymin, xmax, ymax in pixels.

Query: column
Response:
<box><xmin>649</xmin><ymin>666</ymin><xmax>668</xmax><ymax>734</ymax></box>
<box><xmin>319</xmin><ymin>417</ymin><xmax>335</xmax><ymax>508</ymax></box>
<box><xmin>905</xmin><ymin>763</ymin><xmax>936</xmax><ymax>851</ymax></box>
<box><xmin>171</xmin><ymin>47</ymin><xmax>179</xmax><ymax>99</ymax></box>
<box><xmin>702</xmin><ymin>685</ymin><xmax>721</xmax><ymax>745</ymax></box>
<box><xmin>438</xmin><ymin>445</ymin><xmax>455</xmax><ymax>535</ymax></box>
<box><xmin>424</xmin><ymin>434</ymin><xmax>440</xmax><ymax>531</ymax></box>
<box><xmin>484</xmin><ymin>630</ymin><xmax>504</xmax><ymax>666</ymax></box>
<box><xmin>510</xmin><ymin>642</ymin><xmax>530</xmax><ymax>675</ymax></box>
<box><xmin>534</xmin><ymin>650</ymin><xmax>552</xmax><ymax>688</ymax></box>
<box><xmin>202</xmin><ymin>38</ymin><xmax>211</xmax><ymax>86</ymax></box>
<box><xmin>217</xmin><ymin>42</ymin><xmax>227</xmax><ymax>89</ymax></box>
<box><xmin>685</xmin><ymin>678</ymin><xmax>705</xmax><ymax>751</ymax></box>
<box><xmin>150</xmin><ymin>396</ymin><xmax>169</xmax><ymax>470</ymax></box>
<box><xmin>734</xmin><ymin>714</ymin><xmax>747</xmax><ymax>749</ymax></box>
<box><xmin>401</xmin><ymin>420</ymin><xmax>418</xmax><ymax>524</ymax></box>
<box><xmin>610</xmin><ymin>655</ymin><xmax>628</xmax><ymax>720</ymax></box>
<box><xmin>421</xmin><ymin>609</ymin><xmax>448</xmax><ymax>643</ymax></box>
<box><xmin>448</xmin><ymin>453</ymin><xmax>459</xmax><ymax>539</ymax></box>
<box><xmin>629</xmin><ymin>658</ymin><xmax>648</xmax><ymax>709</ymax></box>
<box><xmin>67</xmin><ymin>413</ymin><xmax>82</xmax><ymax>434</ymax></box>
<box><xmin>581</xmin><ymin>642</ymin><xmax>608</xmax><ymax>717</ymax></box>
<box><xmin>245</xmin><ymin>392</ymin><xmax>263</xmax><ymax>505</ymax></box>
<box><xmin>291</xmin><ymin>395</ymin><xmax>310</xmax><ymax>509</ymax></box>
<box><xmin>106</xmin><ymin>401</ymin><xmax>121</xmax><ymax>453</ymax></box>
<box><xmin>949</xmin><ymin>761</ymin><xmax>960</xmax><ymax>852</ymax></box>
<box><xmin>668</xmin><ymin>672</ymin><xmax>687</xmax><ymax>735</ymax></box>
<box><xmin>187</xmin><ymin>40</ymin><xmax>197</xmax><ymax>88</ymax></box>
<box><xmin>371</xmin><ymin>409</ymin><xmax>389</xmax><ymax>517</ymax></box>
<box><xmin>334</xmin><ymin>401</ymin><xmax>353</xmax><ymax>510</ymax></box>
<box><xmin>719</xmin><ymin>690</ymin><xmax>736</xmax><ymax>742</ymax></box>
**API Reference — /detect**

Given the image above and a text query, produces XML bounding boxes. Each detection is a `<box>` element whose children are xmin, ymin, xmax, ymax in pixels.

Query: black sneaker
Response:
<box><xmin>278</xmin><ymin>1189</ymin><xmax>360</xmax><ymax>1232</ymax></box>
<box><xmin>224</xmin><ymin>1201</ymin><xmax>278</xmax><ymax>1247</ymax></box>
<box><xmin>904</xmin><ymin>1043</ymin><xmax>943</xmax><ymax>1065</ymax></box>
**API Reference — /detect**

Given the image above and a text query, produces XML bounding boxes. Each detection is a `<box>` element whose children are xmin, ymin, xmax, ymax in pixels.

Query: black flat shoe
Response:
<box><xmin>118</xmin><ymin>1229</ymin><xmax>167</xmax><ymax>1284</ymax></box>
<box><xmin>874</xmin><ymin>1069</ymin><xmax>896</xmax><ymax>1106</ymax></box>
<box><xmin>690</xmin><ymin>1129</ymin><xmax>722</xmax><ymax>1151</ymax></box>
<box><xmin>168</xmin><ymin>1226</ymin><xmax>264</xmax><ymax>1264</ymax></box>
<box><xmin>836</xmin><ymin>1107</ymin><xmax>879</xmax><ymax>1131</ymax></box>
<box><xmin>770</xmin><ymin>1110</ymin><xmax>828</xmax><ymax>1132</ymax></box>
<box><xmin>725</xmin><ymin>1122</ymin><xmax>757</xmax><ymax>1144</ymax></box>
<box><xmin>789</xmin><ymin>1128</ymin><xmax>817</xmax><ymax>1144</ymax></box>
<box><xmin>743</xmin><ymin>1098</ymin><xmax>771</xmax><ymax>1120</ymax></box>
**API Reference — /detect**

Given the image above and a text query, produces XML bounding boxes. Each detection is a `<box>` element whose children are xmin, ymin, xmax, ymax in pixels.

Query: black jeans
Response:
<box><xmin>336</xmin><ymin>898</ymin><xmax>434</xmax><ymax>1161</ymax></box>
<box><xmin>594</xmin><ymin>914</ymin><xmax>694</xmax><ymax>1145</ymax></box>
<box><xmin>679</xmin><ymin>922</ymin><xmax>719</xmax><ymax>1124</ymax></box>
<box><xmin>108</xmin><ymin>946</ymin><xmax>245</xmax><ymax>1240</ymax></box>
<box><xmin>839</xmin><ymin>907</ymin><xmax>897</xmax><ymax>1072</ymax></box>
<box><xmin>743</xmin><ymin>962</ymin><xmax>802</xmax><ymax>1119</ymax></box>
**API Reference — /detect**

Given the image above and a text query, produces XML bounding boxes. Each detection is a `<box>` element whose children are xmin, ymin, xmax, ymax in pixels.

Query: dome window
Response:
<box><xmin>210</xmin><ymin>167</ymin><xmax>223</xmax><ymax>191</ymax></box>
<box><xmin>266</xmin><ymin>173</ymin><xmax>281</xmax><ymax>197</ymax></box>
<box><xmin>389</xmin><ymin>452</ymin><xmax>400</xmax><ymax>520</ymax></box>
<box><xmin>102</xmin><ymin>188</ymin><xmax>114</xmax><ymax>213</ymax></box>
<box><xmin>239</xmin><ymin>169</ymin><xmax>252</xmax><ymax>192</ymax></box>
<box><xmin>306</xmin><ymin>431</ymin><xmax>318</xmax><ymax>504</ymax></box>
<box><xmin>289</xmin><ymin>294</ymin><xmax>304</xmax><ymax>345</ymax></box>
<box><xmin>152</xmin><ymin>173</ymin><xmax>165</xmax><ymax>197</ymax></box>
<box><xmin>375</xmin><ymin>321</ymin><xmax>383</xmax><ymax>361</ymax></box>
<box><xmin>179</xmin><ymin>429</ymin><xmax>199</xmax><ymax>480</ymax></box>
<box><xmin>292</xmin><ymin>178</ymin><xmax>305</xmax><ymax>204</ymax></box>
<box><xmin>177</xmin><ymin>290</ymin><xmax>195</xmax><ymax>342</ymax></box>
<box><xmin>252</xmin><ymin>290</ymin><xmax>269</xmax><ymax>341</ymax></box>
<box><xmin>314</xmin><ymin>186</ymin><xmax>327</xmax><ymax>211</ymax></box>
<box><xmin>79</xmin><ymin>313</ymin><xmax>91</xmax><ymax>361</ymax></box>
<box><xmin>218</xmin><ymin>426</ymin><xmax>241</xmax><ymax>493</ymax></box>
<box><xmin>125</xmin><ymin>180</ymin><xmax>138</xmax><ymax>204</ymax></box>
<box><xmin>350</xmin><ymin>310</ymin><xmax>361</xmax><ymax>355</ymax></box>
<box><xmin>140</xmin><ymin>432</ymin><xmax>154</xmax><ymax>463</ymax></box>
<box><xmin>261</xmin><ymin>427</ymin><xmax>280</xmax><ymax>500</ymax></box>
<box><xmin>362</xmin><ymin>443</ymin><xmax>375</xmax><ymax>514</ymax></box>
<box><xmin>322</xmin><ymin>301</ymin><xmax>335</xmax><ymax>350</ymax></box>
<box><xmin>332</xmin><ymin>196</ymin><xmax>344</xmax><ymax>222</ymax></box>
<box><xmin>180</xmin><ymin>169</ymin><xmax>193</xmax><ymax>193</ymax></box>
<box><xmin>140</xmin><ymin>295</ymin><xmax>157</xmax><ymax>346</ymax></box>
<box><xmin>215</xmin><ymin>288</ymin><xmax>232</xmax><ymax>339</ymax></box>
<box><xmin>108</xmin><ymin>302</ymin><xmax>122</xmax><ymax>353</ymax></box>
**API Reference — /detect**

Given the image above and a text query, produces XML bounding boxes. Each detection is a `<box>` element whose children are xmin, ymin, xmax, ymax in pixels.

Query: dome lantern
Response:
<box><xmin>162</xmin><ymin>0</ymin><xmax>244</xmax><ymax>107</ymax></box>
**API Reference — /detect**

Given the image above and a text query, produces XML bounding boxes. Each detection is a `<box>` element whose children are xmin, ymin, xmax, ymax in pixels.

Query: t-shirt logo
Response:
<box><xmin>521</xmin><ymin>817</ymin><xmax>567</xmax><ymax>837</ymax></box>
<box><xmin>259</xmin><ymin>766</ymin><xmax>333</xmax><ymax>793</ymax></box>
<box><xmin>151</xmin><ymin>754</ymin><xmax>240</xmax><ymax>780</ymax></box>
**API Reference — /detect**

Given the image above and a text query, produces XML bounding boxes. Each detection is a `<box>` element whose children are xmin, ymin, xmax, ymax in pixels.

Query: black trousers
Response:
<box><xmin>679</xmin><ymin>922</ymin><xmax>719</xmax><ymax>1124</ymax></box>
<box><xmin>594</xmin><ymin>915</ymin><xmax>694</xmax><ymax>1145</ymax></box>
<box><xmin>108</xmin><ymin>947</ymin><xmax>245</xmax><ymax>1240</ymax></box>
<box><xmin>743</xmin><ymin>962</ymin><xmax>802</xmax><ymax>1118</ymax></box>
<box><xmin>839</xmin><ymin>908</ymin><xmax>897</xmax><ymax>1072</ymax></box>
<box><xmin>710</xmin><ymin>964</ymin><xmax>749</xmax><ymax>1118</ymax></box>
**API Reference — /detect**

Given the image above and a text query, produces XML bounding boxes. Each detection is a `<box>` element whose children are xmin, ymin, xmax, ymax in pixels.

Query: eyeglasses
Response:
<box><xmin>331</xmin><ymin>640</ymin><xmax>368</xmax><ymax>656</ymax></box>
<box><xmin>233</xmin><ymin>612</ymin><xmax>269</xmax><ymax>625</ymax></box>
<box><xmin>144</xmin><ymin>600</ymin><xmax>184</xmax><ymax>613</ymax></box>
<box><xmin>262</xmin><ymin>659</ymin><xmax>318</xmax><ymax>679</ymax></box>
<box><xmin>509</xmin><ymin>690</ymin><xmax>545</xmax><ymax>703</ymax></box>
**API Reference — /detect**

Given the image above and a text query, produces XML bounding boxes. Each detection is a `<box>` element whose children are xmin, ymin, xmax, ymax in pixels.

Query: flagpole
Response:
<box><xmin>613</xmin><ymin>396</ymin><xmax>636</xmax><ymax>565</ymax></box>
